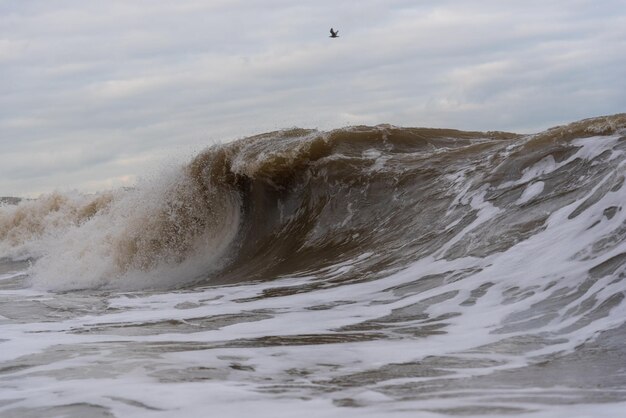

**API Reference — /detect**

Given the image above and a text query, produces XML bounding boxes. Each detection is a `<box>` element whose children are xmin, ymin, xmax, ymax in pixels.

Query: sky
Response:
<box><xmin>1</xmin><ymin>0</ymin><xmax>625</xmax><ymax>197</ymax></box>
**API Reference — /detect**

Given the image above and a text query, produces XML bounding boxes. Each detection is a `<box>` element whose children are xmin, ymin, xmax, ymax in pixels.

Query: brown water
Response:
<box><xmin>1</xmin><ymin>114</ymin><xmax>625</xmax><ymax>417</ymax></box>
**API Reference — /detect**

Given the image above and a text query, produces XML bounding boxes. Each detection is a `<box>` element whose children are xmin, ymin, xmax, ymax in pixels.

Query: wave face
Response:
<box><xmin>2</xmin><ymin>115</ymin><xmax>625</xmax><ymax>291</ymax></box>
<box><xmin>1</xmin><ymin>114</ymin><xmax>626</xmax><ymax>416</ymax></box>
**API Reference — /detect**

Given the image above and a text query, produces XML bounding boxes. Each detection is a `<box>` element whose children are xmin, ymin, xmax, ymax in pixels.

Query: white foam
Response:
<box><xmin>516</xmin><ymin>181</ymin><xmax>544</xmax><ymax>204</ymax></box>
<box><xmin>16</xmin><ymin>165</ymin><xmax>242</xmax><ymax>291</ymax></box>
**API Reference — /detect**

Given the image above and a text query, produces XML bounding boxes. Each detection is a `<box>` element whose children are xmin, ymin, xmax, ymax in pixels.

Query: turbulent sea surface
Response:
<box><xmin>1</xmin><ymin>114</ymin><xmax>626</xmax><ymax>417</ymax></box>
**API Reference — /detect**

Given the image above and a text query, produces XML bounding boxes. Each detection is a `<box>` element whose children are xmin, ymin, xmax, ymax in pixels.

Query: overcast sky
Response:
<box><xmin>1</xmin><ymin>0</ymin><xmax>625</xmax><ymax>197</ymax></box>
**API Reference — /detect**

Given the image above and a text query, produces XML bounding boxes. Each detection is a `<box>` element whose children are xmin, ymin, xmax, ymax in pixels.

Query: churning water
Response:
<box><xmin>1</xmin><ymin>114</ymin><xmax>626</xmax><ymax>417</ymax></box>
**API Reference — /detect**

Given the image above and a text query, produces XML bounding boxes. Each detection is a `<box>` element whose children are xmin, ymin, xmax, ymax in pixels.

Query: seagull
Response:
<box><xmin>330</xmin><ymin>28</ymin><xmax>339</xmax><ymax>38</ymax></box>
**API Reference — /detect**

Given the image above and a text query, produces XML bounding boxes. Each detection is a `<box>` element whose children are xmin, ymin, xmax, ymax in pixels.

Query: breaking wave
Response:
<box><xmin>1</xmin><ymin>114</ymin><xmax>625</xmax><ymax>291</ymax></box>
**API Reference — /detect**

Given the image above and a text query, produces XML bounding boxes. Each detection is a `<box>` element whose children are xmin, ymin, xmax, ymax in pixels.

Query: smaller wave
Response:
<box><xmin>1</xmin><ymin>165</ymin><xmax>241</xmax><ymax>290</ymax></box>
<box><xmin>0</xmin><ymin>192</ymin><xmax>114</xmax><ymax>260</ymax></box>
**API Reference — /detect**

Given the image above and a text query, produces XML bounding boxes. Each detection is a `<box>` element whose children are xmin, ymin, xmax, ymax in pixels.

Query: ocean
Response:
<box><xmin>1</xmin><ymin>114</ymin><xmax>625</xmax><ymax>417</ymax></box>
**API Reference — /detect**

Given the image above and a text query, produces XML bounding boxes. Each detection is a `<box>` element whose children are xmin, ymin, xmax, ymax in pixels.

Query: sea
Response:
<box><xmin>1</xmin><ymin>114</ymin><xmax>625</xmax><ymax>417</ymax></box>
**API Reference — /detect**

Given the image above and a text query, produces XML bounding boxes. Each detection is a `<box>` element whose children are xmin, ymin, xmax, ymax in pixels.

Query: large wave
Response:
<box><xmin>1</xmin><ymin>114</ymin><xmax>624</xmax><ymax>291</ymax></box>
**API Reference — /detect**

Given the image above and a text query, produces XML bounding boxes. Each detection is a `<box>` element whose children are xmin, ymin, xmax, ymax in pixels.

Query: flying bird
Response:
<box><xmin>330</xmin><ymin>28</ymin><xmax>339</xmax><ymax>38</ymax></box>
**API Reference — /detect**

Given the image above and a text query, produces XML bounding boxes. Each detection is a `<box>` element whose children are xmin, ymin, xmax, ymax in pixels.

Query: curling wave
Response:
<box><xmin>0</xmin><ymin>114</ymin><xmax>625</xmax><ymax>291</ymax></box>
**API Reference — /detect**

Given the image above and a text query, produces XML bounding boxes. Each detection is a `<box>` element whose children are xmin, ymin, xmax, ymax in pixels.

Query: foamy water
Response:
<box><xmin>1</xmin><ymin>115</ymin><xmax>626</xmax><ymax>417</ymax></box>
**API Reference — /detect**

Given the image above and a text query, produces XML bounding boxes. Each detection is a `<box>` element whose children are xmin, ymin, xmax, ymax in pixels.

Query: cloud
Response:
<box><xmin>0</xmin><ymin>0</ymin><xmax>625</xmax><ymax>196</ymax></box>
<box><xmin>87</xmin><ymin>75</ymin><xmax>172</xmax><ymax>100</ymax></box>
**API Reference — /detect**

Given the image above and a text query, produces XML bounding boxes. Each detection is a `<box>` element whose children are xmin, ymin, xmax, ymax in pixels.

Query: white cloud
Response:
<box><xmin>1</xmin><ymin>0</ymin><xmax>625</xmax><ymax>196</ymax></box>
<box><xmin>0</xmin><ymin>39</ymin><xmax>29</xmax><ymax>62</ymax></box>
<box><xmin>87</xmin><ymin>75</ymin><xmax>172</xmax><ymax>100</ymax></box>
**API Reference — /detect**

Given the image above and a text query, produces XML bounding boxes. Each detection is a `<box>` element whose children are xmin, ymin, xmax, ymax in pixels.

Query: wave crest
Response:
<box><xmin>1</xmin><ymin>113</ymin><xmax>625</xmax><ymax>290</ymax></box>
